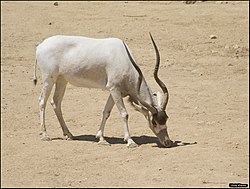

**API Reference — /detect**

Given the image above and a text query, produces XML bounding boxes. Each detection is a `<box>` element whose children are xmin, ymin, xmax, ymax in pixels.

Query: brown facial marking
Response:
<box><xmin>157</xmin><ymin>129</ymin><xmax>168</xmax><ymax>140</ymax></box>
<box><xmin>152</xmin><ymin>111</ymin><xmax>168</xmax><ymax>125</ymax></box>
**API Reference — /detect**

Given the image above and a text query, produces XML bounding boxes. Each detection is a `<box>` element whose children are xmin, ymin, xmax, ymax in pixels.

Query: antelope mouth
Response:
<box><xmin>157</xmin><ymin>139</ymin><xmax>174</xmax><ymax>148</ymax></box>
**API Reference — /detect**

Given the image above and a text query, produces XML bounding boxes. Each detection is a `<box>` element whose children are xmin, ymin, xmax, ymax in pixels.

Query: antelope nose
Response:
<box><xmin>164</xmin><ymin>139</ymin><xmax>173</xmax><ymax>148</ymax></box>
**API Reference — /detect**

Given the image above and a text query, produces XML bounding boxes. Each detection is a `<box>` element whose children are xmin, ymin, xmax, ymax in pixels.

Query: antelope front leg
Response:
<box><xmin>109</xmin><ymin>88</ymin><xmax>138</xmax><ymax>148</ymax></box>
<box><xmin>96</xmin><ymin>94</ymin><xmax>114</xmax><ymax>145</ymax></box>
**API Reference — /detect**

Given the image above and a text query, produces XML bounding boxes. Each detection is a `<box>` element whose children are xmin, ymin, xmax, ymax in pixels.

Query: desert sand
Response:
<box><xmin>1</xmin><ymin>1</ymin><xmax>249</xmax><ymax>188</ymax></box>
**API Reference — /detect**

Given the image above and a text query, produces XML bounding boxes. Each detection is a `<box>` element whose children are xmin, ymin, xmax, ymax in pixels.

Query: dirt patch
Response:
<box><xmin>1</xmin><ymin>1</ymin><xmax>249</xmax><ymax>188</ymax></box>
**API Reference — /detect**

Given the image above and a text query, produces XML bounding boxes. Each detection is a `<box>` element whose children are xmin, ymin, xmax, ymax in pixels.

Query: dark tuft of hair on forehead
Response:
<box><xmin>153</xmin><ymin>111</ymin><xmax>168</xmax><ymax>125</ymax></box>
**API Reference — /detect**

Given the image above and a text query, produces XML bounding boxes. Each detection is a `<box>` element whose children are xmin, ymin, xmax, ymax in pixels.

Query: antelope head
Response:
<box><xmin>124</xmin><ymin>33</ymin><xmax>173</xmax><ymax>147</ymax></box>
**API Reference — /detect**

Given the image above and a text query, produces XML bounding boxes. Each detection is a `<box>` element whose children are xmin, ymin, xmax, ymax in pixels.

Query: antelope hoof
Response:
<box><xmin>127</xmin><ymin>141</ymin><xmax>139</xmax><ymax>148</ymax></box>
<box><xmin>98</xmin><ymin>139</ymin><xmax>111</xmax><ymax>146</ymax></box>
<box><xmin>65</xmin><ymin>135</ymin><xmax>74</xmax><ymax>141</ymax></box>
<box><xmin>40</xmin><ymin>132</ymin><xmax>51</xmax><ymax>141</ymax></box>
<box><xmin>63</xmin><ymin>132</ymin><xmax>74</xmax><ymax>140</ymax></box>
<box><xmin>127</xmin><ymin>143</ymin><xmax>138</xmax><ymax>148</ymax></box>
<box><xmin>41</xmin><ymin>135</ymin><xmax>51</xmax><ymax>141</ymax></box>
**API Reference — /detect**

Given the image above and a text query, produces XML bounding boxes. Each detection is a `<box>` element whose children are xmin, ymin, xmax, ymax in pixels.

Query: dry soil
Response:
<box><xmin>1</xmin><ymin>1</ymin><xmax>249</xmax><ymax>188</ymax></box>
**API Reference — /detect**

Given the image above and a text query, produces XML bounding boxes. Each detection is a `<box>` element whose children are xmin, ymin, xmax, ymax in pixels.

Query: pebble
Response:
<box><xmin>209</xmin><ymin>35</ymin><xmax>217</xmax><ymax>39</ymax></box>
<box><xmin>233</xmin><ymin>44</ymin><xmax>239</xmax><ymax>49</ymax></box>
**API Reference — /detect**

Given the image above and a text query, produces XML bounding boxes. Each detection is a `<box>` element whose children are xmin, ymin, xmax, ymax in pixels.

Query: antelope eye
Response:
<box><xmin>151</xmin><ymin>119</ymin><xmax>156</xmax><ymax>126</ymax></box>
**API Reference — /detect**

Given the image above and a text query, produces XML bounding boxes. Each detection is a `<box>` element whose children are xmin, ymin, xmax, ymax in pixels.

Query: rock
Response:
<box><xmin>197</xmin><ymin>121</ymin><xmax>205</xmax><ymax>125</ymax></box>
<box><xmin>209</xmin><ymin>35</ymin><xmax>217</xmax><ymax>39</ymax></box>
<box><xmin>54</xmin><ymin>2</ymin><xmax>58</xmax><ymax>6</ymax></box>
<box><xmin>233</xmin><ymin>44</ymin><xmax>239</xmax><ymax>49</ymax></box>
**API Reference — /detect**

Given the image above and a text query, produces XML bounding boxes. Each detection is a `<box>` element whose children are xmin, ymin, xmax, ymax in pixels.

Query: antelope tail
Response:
<box><xmin>33</xmin><ymin>59</ymin><xmax>37</xmax><ymax>85</ymax></box>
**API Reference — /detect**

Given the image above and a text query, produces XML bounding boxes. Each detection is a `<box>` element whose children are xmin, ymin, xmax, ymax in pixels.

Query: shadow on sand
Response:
<box><xmin>51</xmin><ymin>134</ymin><xmax>197</xmax><ymax>148</ymax></box>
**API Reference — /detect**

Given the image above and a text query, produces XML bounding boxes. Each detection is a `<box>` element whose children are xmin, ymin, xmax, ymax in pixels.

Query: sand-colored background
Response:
<box><xmin>1</xmin><ymin>1</ymin><xmax>249</xmax><ymax>188</ymax></box>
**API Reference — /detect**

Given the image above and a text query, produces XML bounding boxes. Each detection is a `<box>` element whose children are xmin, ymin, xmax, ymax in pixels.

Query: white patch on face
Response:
<box><xmin>156</xmin><ymin>91</ymin><xmax>163</xmax><ymax>107</ymax></box>
<box><xmin>153</xmin><ymin>124</ymin><xmax>167</xmax><ymax>134</ymax></box>
<box><xmin>153</xmin><ymin>91</ymin><xmax>163</xmax><ymax>108</ymax></box>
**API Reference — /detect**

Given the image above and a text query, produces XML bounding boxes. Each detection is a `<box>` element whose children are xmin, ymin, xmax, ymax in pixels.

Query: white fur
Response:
<box><xmin>34</xmin><ymin>35</ymin><xmax>156</xmax><ymax>147</ymax></box>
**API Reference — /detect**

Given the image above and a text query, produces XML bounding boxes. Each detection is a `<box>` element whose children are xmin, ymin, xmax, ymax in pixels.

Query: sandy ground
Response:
<box><xmin>1</xmin><ymin>1</ymin><xmax>249</xmax><ymax>188</ymax></box>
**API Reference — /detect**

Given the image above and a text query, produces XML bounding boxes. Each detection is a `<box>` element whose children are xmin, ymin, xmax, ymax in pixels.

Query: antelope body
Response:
<box><xmin>34</xmin><ymin>33</ymin><xmax>172</xmax><ymax>147</ymax></box>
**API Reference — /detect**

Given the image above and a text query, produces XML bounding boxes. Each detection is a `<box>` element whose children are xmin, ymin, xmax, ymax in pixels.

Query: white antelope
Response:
<box><xmin>33</xmin><ymin>33</ymin><xmax>173</xmax><ymax>148</ymax></box>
